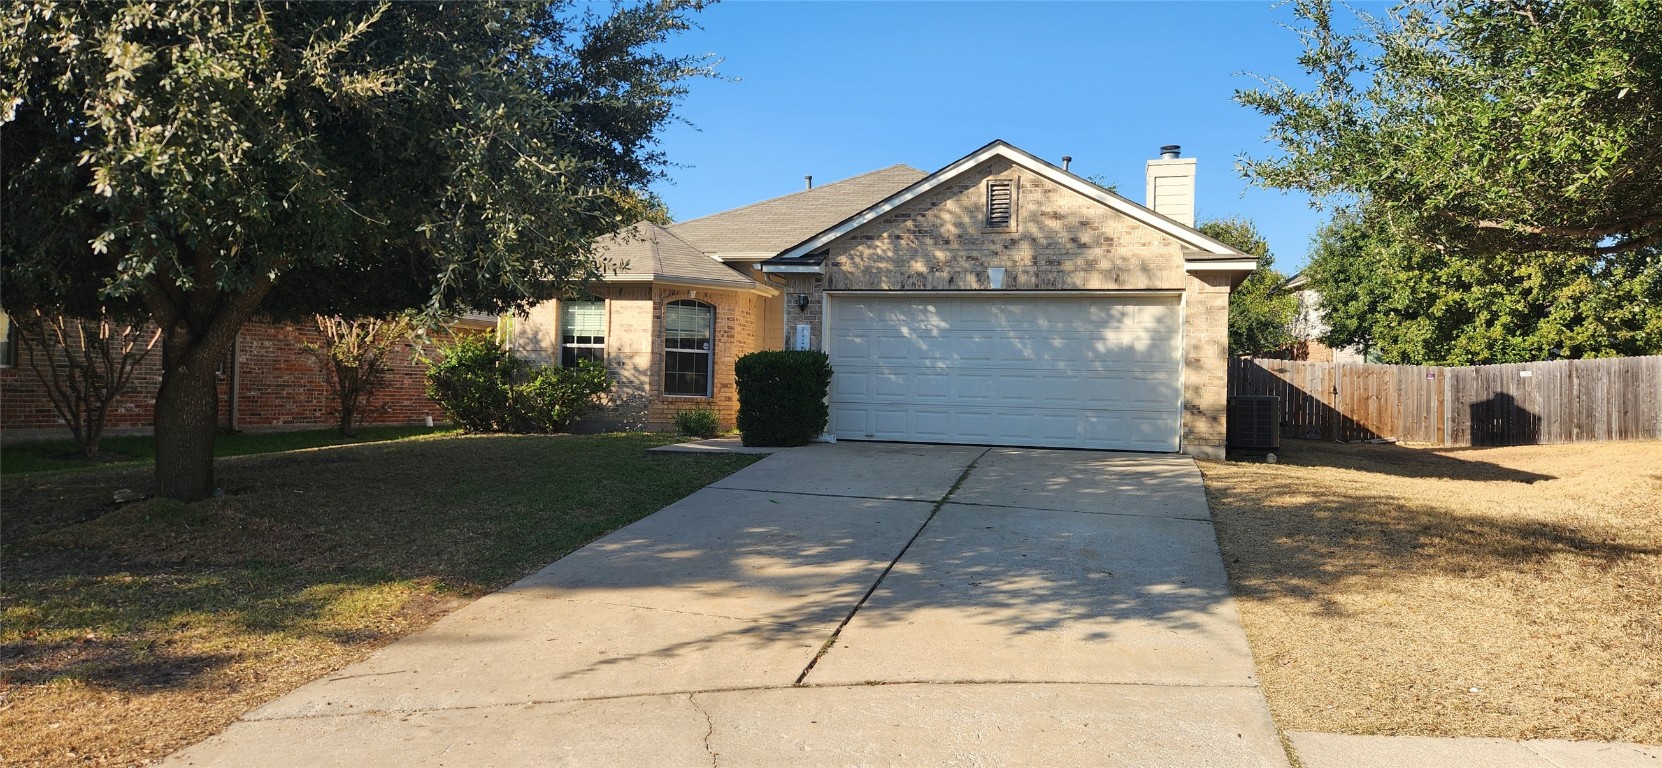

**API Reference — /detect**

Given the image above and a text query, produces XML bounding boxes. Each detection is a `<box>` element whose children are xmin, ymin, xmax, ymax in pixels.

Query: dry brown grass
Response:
<box><xmin>0</xmin><ymin>433</ymin><xmax>760</xmax><ymax>767</ymax></box>
<box><xmin>1201</xmin><ymin>439</ymin><xmax>1662</xmax><ymax>744</ymax></box>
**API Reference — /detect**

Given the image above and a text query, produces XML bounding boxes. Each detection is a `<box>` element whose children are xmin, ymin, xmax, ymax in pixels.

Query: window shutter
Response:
<box><xmin>986</xmin><ymin>179</ymin><xmax>1014</xmax><ymax>228</ymax></box>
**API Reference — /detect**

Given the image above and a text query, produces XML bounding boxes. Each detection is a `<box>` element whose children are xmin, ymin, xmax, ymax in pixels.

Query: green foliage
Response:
<box><xmin>1239</xmin><ymin>0</ymin><xmax>1662</xmax><ymax>259</ymax></box>
<box><xmin>1305</xmin><ymin>209</ymin><xmax>1662</xmax><ymax>364</ymax></box>
<box><xmin>0</xmin><ymin>1</ymin><xmax>712</xmax><ymax>319</ymax></box>
<box><xmin>425</xmin><ymin>335</ymin><xmax>523</xmax><ymax>433</ymax></box>
<box><xmin>1241</xmin><ymin>0</ymin><xmax>1662</xmax><ymax>362</ymax></box>
<box><xmin>1198</xmin><ymin>218</ymin><xmax>1297</xmax><ymax>356</ymax></box>
<box><xmin>424</xmin><ymin>336</ymin><xmax>610</xmax><ymax>433</ymax></box>
<box><xmin>673</xmin><ymin>407</ymin><xmax>722</xmax><ymax>439</ymax></box>
<box><xmin>734</xmin><ymin>351</ymin><xmax>833</xmax><ymax>447</ymax></box>
<box><xmin>512</xmin><ymin>360</ymin><xmax>613</xmax><ymax>433</ymax></box>
<box><xmin>0</xmin><ymin>0</ymin><xmax>711</xmax><ymax>497</ymax></box>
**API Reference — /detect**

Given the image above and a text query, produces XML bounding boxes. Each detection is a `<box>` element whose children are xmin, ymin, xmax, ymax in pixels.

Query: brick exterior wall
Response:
<box><xmin>512</xmin><ymin>286</ymin><xmax>769</xmax><ymax>433</ymax></box>
<box><xmin>2</xmin><ymin>318</ymin><xmax>454</xmax><ymax>439</ymax></box>
<box><xmin>794</xmin><ymin>155</ymin><xmax>1233</xmax><ymax>459</ymax></box>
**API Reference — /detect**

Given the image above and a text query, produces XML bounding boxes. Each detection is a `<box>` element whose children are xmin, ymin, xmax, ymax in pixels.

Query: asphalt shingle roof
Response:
<box><xmin>668</xmin><ymin>164</ymin><xmax>928</xmax><ymax>255</ymax></box>
<box><xmin>597</xmin><ymin>222</ymin><xmax>756</xmax><ymax>288</ymax></box>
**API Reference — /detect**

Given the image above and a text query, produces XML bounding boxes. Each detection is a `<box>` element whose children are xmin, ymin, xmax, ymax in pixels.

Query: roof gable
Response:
<box><xmin>767</xmin><ymin>141</ymin><xmax>1253</xmax><ymax>270</ymax></box>
<box><xmin>668</xmin><ymin>164</ymin><xmax>927</xmax><ymax>256</ymax></box>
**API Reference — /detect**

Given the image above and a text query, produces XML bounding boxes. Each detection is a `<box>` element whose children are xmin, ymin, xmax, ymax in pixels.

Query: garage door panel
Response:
<box><xmin>827</xmin><ymin>296</ymin><xmax>1182</xmax><ymax>452</ymax></box>
<box><xmin>831</xmin><ymin>370</ymin><xmax>870</xmax><ymax>398</ymax></box>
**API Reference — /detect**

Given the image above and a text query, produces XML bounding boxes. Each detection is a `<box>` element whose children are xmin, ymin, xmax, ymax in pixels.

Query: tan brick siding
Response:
<box><xmin>516</xmin><ymin>285</ymin><xmax>771</xmax><ymax>433</ymax></box>
<box><xmin>824</xmin><ymin>157</ymin><xmax>1189</xmax><ymax>293</ymax></box>
<box><xmin>1182</xmin><ymin>273</ymin><xmax>1233</xmax><ymax>460</ymax></box>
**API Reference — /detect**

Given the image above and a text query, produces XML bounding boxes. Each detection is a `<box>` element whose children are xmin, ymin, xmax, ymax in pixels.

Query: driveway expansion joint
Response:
<box><xmin>247</xmin><ymin>679</ymin><xmax>1269</xmax><ymax>724</ymax></box>
<box><xmin>709</xmin><ymin>486</ymin><xmax>940</xmax><ymax>504</ymax></box>
<box><xmin>793</xmin><ymin>448</ymin><xmax>992</xmax><ymax>685</ymax></box>
<box><xmin>944</xmin><ymin>498</ymin><xmax>1216</xmax><ymax>523</ymax></box>
<box><xmin>537</xmin><ymin>596</ymin><xmax>805</xmax><ymax>629</ymax></box>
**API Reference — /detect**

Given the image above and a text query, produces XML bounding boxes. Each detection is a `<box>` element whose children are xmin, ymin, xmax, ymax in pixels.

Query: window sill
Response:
<box><xmin>662</xmin><ymin>394</ymin><xmax>714</xmax><ymax>400</ymax></box>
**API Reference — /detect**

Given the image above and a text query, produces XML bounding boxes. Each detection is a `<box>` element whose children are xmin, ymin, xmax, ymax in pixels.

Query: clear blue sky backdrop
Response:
<box><xmin>650</xmin><ymin>0</ymin><xmax>1382</xmax><ymax>272</ymax></box>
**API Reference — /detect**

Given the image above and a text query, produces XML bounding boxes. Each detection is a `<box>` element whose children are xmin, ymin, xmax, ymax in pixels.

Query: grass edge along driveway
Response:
<box><xmin>1</xmin><ymin>432</ymin><xmax>761</xmax><ymax>768</ymax></box>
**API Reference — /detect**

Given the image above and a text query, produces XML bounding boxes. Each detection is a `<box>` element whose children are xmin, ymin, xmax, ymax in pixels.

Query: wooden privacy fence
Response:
<box><xmin>1228</xmin><ymin>356</ymin><xmax>1662</xmax><ymax>447</ymax></box>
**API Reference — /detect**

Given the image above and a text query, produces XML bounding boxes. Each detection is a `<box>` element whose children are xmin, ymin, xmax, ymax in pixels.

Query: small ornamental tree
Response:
<box><xmin>12</xmin><ymin>308</ymin><xmax>161</xmax><ymax>457</ymax></box>
<box><xmin>302</xmin><ymin>314</ymin><xmax>418</xmax><ymax>436</ymax></box>
<box><xmin>1</xmin><ymin>1</ymin><xmax>711</xmax><ymax>499</ymax></box>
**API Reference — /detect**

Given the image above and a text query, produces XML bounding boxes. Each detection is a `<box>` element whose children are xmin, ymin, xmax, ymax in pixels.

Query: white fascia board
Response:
<box><xmin>774</xmin><ymin>142</ymin><xmax>1247</xmax><ymax>262</ymax></box>
<box><xmin>710</xmin><ymin>251</ymin><xmax>778</xmax><ymax>262</ymax></box>
<box><xmin>603</xmin><ymin>273</ymin><xmax>781</xmax><ymax>297</ymax></box>
<box><xmin>758</xmin><ymin>263</ymin><xmax>825</xmax><ymax>274</ymax></box>
<box><xmin>1183</xmin><ymin>259</ymin><xmax>1259</xmax><ymax>273</ymax></box>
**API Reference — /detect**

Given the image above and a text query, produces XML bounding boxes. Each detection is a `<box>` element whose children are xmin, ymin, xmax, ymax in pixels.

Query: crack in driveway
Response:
<box><xmin>688</xmin><ymin>692</ymin><xmax>718</xmax><ymax>767</ymax></box>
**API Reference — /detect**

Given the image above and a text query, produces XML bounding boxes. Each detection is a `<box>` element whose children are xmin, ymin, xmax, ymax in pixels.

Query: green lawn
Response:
<box><xmin>1</xmin><ymin>424</ymin><xmax>456</xmax><ymax>475</ymax></box>
<box><xmin>0</xmin><ymin>431</ymin><xmax>761</xmax><ymax>767</ymax></box>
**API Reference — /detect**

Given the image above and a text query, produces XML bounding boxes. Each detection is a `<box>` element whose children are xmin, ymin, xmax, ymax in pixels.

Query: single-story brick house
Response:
<box><xmin>510</xmin><ymin>140</ymin><xmax>1256</xmax><ymax>459</ymax></box>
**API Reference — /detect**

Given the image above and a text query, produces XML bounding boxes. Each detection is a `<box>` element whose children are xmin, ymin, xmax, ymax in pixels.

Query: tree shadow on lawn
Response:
<box><xmin>0</xmin><ymin>433</ymin><xmax>761</xmax><ymax>698</ymax></box>
<box><xmin>1257</xmin><ymin>438</ymin><xmax>1556</xmax><ymax>484</ymax></box>
<box><xmin>1203</xmin><ymin>459</ymin><xmax>1658</xmax><ymax>618</ymax></box>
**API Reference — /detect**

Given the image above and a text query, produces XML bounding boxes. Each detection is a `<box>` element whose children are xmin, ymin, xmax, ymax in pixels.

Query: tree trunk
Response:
<box><xmin>153</xmin><ymin>336</ymin><xmax>223</xmax><ymax>501</ymax></box>
<box><xmin>339</xmin><ymin>391</ymin><xmax>357</xmax><ymax>436</ymax></box>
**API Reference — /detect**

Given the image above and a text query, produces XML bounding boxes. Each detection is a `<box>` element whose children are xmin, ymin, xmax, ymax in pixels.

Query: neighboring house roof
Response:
<box><xmin>1280</xmin><ymin>271</ymin><xmax>1311</xmax><ymax>291</ymax></box>
<box><xmin>760</xmin><ymin>140</ymin><xmax>1257</xmax><ymax>274</ymax></box>
<box><xmin>597</xmin><ymin>222</ymin><xmax>777</xmax><ymax>295</ymax></box>
<box><xmin>668</xmin><ymin>164</ymin><xmax>928</xmax><ymax>256</ymax></box>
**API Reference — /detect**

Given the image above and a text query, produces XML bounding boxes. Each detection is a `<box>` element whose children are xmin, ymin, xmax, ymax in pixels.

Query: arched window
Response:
<box><xmin>663</xmin><ymin>300</ymin><xmax>714</xmax><ymax>397</ymax></box>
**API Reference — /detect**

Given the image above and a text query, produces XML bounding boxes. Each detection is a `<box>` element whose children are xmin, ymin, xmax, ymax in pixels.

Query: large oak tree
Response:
<box><xmin>1238</xmin><ymin>0</ymin><xmax>1662</xmax><ymax>362</ymax></box>
<box><xmin>2</xmin><ymin>1</ymin><xmax>709</xmax><ymax>499</ymax></box>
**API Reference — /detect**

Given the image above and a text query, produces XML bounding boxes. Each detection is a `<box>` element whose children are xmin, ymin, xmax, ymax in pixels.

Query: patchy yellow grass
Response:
<box><xmin>1202</xmin><ymin>439</ymin><xmax>1662</xmax><ymax>744</ymax></box>
<box><xmin>1</xmin><ymin>433</ymin><xmax>760</xmax><ymax>767</ymax></box>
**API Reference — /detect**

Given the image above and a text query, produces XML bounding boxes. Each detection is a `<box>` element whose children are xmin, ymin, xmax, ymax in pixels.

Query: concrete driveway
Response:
<box><xmin>166</xmin><ymin>443</ymin><xmax>1287</xmax><ymax>767</ymax></box>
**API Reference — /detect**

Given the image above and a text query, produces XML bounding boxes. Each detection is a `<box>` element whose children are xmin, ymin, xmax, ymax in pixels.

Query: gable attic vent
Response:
<box><xmin>986</xmin><ymin>179</ymin><xmax>1015</xmax><ymax>228</ymax></box>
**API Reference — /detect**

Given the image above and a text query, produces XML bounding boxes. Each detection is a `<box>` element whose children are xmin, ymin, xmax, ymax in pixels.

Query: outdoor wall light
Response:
<box><xmin>987</xmin><ymin>267</ymin><xmax>1006</xmax><ymax>289</ymax></box>
<box><xmin>793</xmin><ymin>293</ymin><xmax>811</xmax><ymax>311</ymax></box>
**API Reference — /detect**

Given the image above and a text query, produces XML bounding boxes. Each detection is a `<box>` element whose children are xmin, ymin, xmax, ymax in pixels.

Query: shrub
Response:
<box><xmin>511</xmin><ymin>360</ymin><xmax>612</xmax><ymax>433</ymax></box>
<box><xmin>735</xmin><ymin>350</ymin><xmax>833</xmax><ymax>447</ymax></box>
<box><xmin>425</xmin><ymin>334</ymin><xmax>521</xmax><ymax>432</ymax></box>
<box><xmin>674</xmin><ymin>407</ymin><xmax>721</xmax><ymax>439</ymax></box>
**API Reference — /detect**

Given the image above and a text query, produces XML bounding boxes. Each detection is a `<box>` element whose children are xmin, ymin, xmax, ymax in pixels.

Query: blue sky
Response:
<box><xmin>649</xmin><ymin>0</ymin><xmax>1383</xmax><ymax>272</ymax></box>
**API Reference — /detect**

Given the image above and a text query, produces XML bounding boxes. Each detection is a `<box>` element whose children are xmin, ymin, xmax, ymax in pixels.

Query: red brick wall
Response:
<box><xmin>1</xmin><ymin>318</ymin><xmax>454</xmax><ymax>437</ymax></box>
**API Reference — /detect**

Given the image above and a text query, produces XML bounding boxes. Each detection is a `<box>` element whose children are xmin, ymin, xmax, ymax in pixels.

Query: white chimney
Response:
<box><xmin>1145</xmin><ymin>144</ymin><xmax>1197</xmax><ymax>227</ymax></box>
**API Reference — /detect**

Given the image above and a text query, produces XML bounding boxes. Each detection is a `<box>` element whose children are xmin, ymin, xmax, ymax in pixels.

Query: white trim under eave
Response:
<box><xmin>1183</xmin><ymin>259</ymin><xmax>1259</xmax><ymax>272</ymax></box>
<box><xmin>773</xmin><ymin>140</ymin><xmax>1248</xmax><ymax>263</ymax></box>
<box><xmin>758</xmin><ymin>263</ymin><xmax>825</xmax><ymax>274</ymax></box>
<box><xmin>825</xmin><ymin>289</ymin><xmax>1185</xmax><ymax>298</ymax></box>
<box><xmin>603</xmin><ymin>273</ymin><xmax>782</xmax><ymax>297</ymax></box>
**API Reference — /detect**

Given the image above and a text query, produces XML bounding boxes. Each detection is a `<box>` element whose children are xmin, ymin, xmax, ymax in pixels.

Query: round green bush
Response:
<box><xmin>735</xmin><ymin>350</ymin><xmax>832</xmax><ymax>447</ymax></box>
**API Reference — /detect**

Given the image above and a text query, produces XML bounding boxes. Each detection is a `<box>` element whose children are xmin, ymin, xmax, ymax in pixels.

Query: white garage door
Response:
<box><xmin>826</xmin><ymin>294</ymin><xmax>1183</xmax><ymax>452</ymax></box>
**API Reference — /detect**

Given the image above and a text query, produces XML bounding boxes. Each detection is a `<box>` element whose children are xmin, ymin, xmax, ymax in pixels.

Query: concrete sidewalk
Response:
<box><xmin>166</xmin><ymin>443</ymin><xmax>1287</xmax><ymax>767</ymax></box>
<box><xmin>1289</xmin><ymin>732</ymin><xmax>1661</xmax><ymax>768</ymax></box>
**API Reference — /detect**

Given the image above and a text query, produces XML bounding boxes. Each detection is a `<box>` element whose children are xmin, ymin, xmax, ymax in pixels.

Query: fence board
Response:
<box><xmin>1227</xmin><ymin>355</ymin><xmax>1662</xmax><ymax>447</ymax></box>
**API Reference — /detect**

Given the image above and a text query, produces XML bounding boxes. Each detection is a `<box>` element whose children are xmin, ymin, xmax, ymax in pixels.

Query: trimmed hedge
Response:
<box><xmin>735</xmin><ymin>350</ymin><xmax>833</xmax><ymax>447</ymax></box>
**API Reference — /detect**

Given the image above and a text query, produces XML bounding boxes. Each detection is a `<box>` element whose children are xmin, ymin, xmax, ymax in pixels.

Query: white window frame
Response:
<box><xmin>663</xmin><ymin>300</ymin><xmax>714</xmax><ymax>398</ymax></box>
<box><xmin>560</xmin><ymin>300</ymin><xmax>607</xmax><ymax>367</ymax></box>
